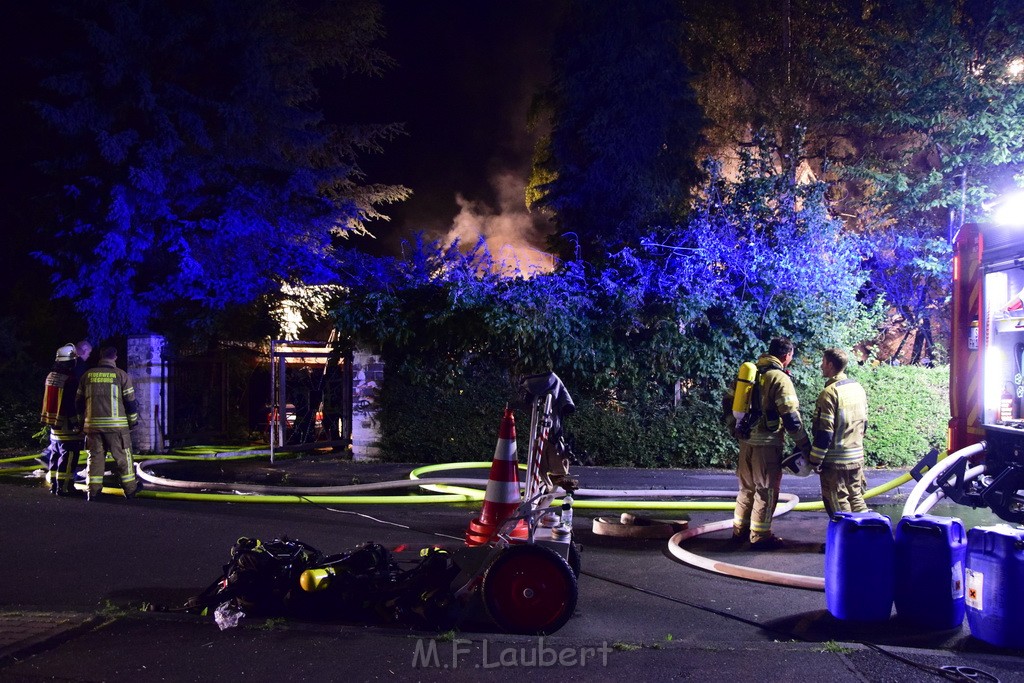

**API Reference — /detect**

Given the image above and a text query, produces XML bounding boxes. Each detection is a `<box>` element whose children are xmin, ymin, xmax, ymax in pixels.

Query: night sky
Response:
<box><xmin>332</xmin><ymin>0</ymin><xmax>566</xmax><ymax>254</ymax></box>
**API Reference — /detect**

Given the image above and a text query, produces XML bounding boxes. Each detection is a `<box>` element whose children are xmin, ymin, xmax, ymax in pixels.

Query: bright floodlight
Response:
<box><xmin>992</xmin><ymin>191</ymin><xmax>1024</xmax><ymax>227</ymax></box>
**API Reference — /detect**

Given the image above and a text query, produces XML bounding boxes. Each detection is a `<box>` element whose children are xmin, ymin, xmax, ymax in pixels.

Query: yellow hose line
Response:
<box><xmin>409</xmin><ymin>461</ymin><xmax>517</xmax><ymax>499</ymax></box>
<box><xmin>1</xmin><ymin>465</ymin><xmax>47</xmax><ymax>474</ymax></box>
<box><xmin>790</xmin><ymin>470</ymin><xmax>914</xmax><ymax>511</ymax></box>
<box><xmin>789</xmin><ymin>449</ymin><xmax>947</xmax><ymax>511</ymax></box>
<box><xmin>0</xmin><ymin>453</ymin><xmax>48</xmax><ymax>463</ymax></box>
<box><xmin>3</xmin><ymin>449</ymin><xmax>926</xmax><ymax>510</ymax></box>
<box><xmin>410</xmin><ymin>462</ymin><xmax>915</xmax><ymax>511</ymax></box>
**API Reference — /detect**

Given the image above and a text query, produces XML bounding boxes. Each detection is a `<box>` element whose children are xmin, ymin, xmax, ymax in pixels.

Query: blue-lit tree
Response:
<box><xmin>32</xmin><ymin>0</ymin><xmax>408</xmax><ymax>342</ymax></box>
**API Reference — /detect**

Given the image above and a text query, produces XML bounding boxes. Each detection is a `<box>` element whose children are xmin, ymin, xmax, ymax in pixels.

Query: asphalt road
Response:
<box><xmin>0</xmin><ymin>459</ymin><xmax>1022</xmax><ymax>682</ymax></box>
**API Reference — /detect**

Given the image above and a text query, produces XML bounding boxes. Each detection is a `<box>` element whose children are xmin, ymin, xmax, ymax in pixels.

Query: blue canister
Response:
<box><xmin>894</xmin><ymin>514</ymin><xmax>966</xmax><ymax>629</ymax></box>
<box><xmin>825</xmin><ymin>511</ymin><xmax>894</xmax><ymax>621</ymax></box>
<box><xmin>966</xmin><ymin>524</ymin><xmax>1024</xmax><ymax>648</ymax></box>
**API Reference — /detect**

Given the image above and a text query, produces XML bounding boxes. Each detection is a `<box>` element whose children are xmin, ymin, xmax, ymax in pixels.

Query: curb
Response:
<box><xmin>0</xmin><ymin>611</ymin><xmax>104</xmax><ymax>666</ymax></box>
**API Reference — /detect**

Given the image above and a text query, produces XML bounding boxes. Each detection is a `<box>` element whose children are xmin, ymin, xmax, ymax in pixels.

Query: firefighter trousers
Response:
<box><xmin>733</xmin><ymin>442</ymin><xmax>783</xmax><ymax>543</ymax></box>
<box><xmin>85</xmin><ymin>431</ymin><xmax>138</xmax><ymax>496</ymax></box>
<box><xmin>819</xmin><ymin>465</ymin><xmax>868</xmax><ymax>517</ymax></box>
<box><xmin>47</xmin><ymin>438</ymin><xmax>82</xmax><ymax>494</ymax></box>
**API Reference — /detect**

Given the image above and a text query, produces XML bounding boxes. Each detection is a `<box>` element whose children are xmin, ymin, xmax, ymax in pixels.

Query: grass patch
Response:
<box><xmin>821</xmin><ymin>640</ymin><xmax>853</xmax><ymax>654</ymax></box>
<box><xmin>255</xmin><ymin>617</ymin><xmax>287</xmax><ymax>631</ymax></box>
<box><xmin>612</xmin><ymin>642</ymin><xmax>641</xmax><ymax>652</ymax></box>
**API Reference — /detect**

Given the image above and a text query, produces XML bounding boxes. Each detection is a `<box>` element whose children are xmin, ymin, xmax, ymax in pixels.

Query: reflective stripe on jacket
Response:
<box><xmin>809</xmin><ymin>372</ymin><xmax>867</xmax><ymax>469</ymax></box>
<box><xmin>41</xmin><ymin>370</ymin><xmax>81</xmax><ymax>440</ymax></box>
<box><xmin>76</xmin><ymin>358</ymin><xmax>138</xmax><ymax>433</ymax></box>
<box><xmin>745</xmin><ymin>354</ymin><xmax>809</xmax><ymax>450</ymax></box>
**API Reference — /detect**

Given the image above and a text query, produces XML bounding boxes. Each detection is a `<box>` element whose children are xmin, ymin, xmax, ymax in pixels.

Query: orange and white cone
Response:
<box><xmin>465</xmin><ymin>407</ymin><xmax>522</xmax><ymax>546</ymax></box>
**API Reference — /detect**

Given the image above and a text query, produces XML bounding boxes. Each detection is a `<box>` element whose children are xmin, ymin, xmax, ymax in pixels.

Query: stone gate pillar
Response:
<box><xmin>351</xmin><ymin>349</ymin><xmax>383</xmax><ymax>460</ymax></box>
<box><xmin>127</xmin><ymin>334</ymin><xmax>167</xmax><ymax>454</ymax></box>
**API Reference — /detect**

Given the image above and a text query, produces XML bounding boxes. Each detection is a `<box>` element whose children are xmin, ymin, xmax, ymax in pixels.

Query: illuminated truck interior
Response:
<box><xmin>942</xmin><ymin>208</ymin><xmax>1024</xmax><ymax>523</ymax></box>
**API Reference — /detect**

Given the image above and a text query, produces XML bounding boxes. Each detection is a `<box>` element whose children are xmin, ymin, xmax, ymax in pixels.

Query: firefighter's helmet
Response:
<box><xmin>781</xmin><ymin>450</ymin><xmax>813</xmax><ymax>477</ymax></box>
<box><xmin>55</xmin><ymin>343</ymin><xmax>77</xmax><ymax>362</ymax></box>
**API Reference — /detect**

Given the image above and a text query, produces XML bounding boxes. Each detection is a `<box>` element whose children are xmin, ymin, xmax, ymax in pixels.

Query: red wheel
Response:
<box><xmin>481</xmin><ymin>544</ymin><xmax>578</xmax><ymax>635</ymax></box>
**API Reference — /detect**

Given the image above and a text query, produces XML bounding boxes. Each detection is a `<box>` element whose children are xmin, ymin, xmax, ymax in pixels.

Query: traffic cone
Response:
<box><xmin>465</xmin><ymin>407</ymin><xmax>522</xmax><ymax>546</ymax></box>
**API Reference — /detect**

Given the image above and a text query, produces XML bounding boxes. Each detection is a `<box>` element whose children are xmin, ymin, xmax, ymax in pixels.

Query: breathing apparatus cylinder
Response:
<box><xmin>299</xmin><ymin>567</ymin><xmax>335</xmax><ymax>592</ymax></box>
<box><xmin>731</xmin><ymin>362</ymin><xmax>758</xmax><ymax>420</ymax></box>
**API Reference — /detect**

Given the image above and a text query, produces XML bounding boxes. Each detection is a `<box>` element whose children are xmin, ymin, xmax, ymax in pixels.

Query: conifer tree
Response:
<box><xmin>527</xmin><ymin>0</ymin><xmax>703</xmax><ymax>258</ymax></box>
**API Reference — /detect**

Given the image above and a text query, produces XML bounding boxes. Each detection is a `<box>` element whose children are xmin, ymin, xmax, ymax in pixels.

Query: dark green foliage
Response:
<box><xmin>568</xmin><ymin>395</ymin><xmax>737</xmax><ymax>469</ymax></box>
<box><xmin>829</xmin><ymin>0</ymin><xmax>1024</xmax><ymax>231</ymax></box>
<box><xmin>527</xmin><ymin>0</ymin><xmax>703</xmax><ymax>255</ymax></box>
<box><xmin>844</xmin><ymin>363</ymin><xmax>950</xmax><ymax>468</ymax></box>
<box><xmin>0</xmin><ymin>319</ymin><xmax>47</xmax><ymax>450</ymax></box>
<box><xmin>375</xmin><ymin>360</ymin><xmax>517</xmax><ymax>464</ymax></box>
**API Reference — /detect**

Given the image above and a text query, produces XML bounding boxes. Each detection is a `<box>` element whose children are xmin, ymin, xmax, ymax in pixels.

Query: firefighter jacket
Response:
<box><xmin>40</xmin><ymin>370</ymin><xmax>81</xmax><ymax>441</ymax></box>
<box><xmin>809</xmin><ymin>371</ymin><xmax>867</xmax><ymax>470</ymax></box>
<box><xmin>76</xmin><ymin>358</ymin><xmax>139</xmax><ymax>433</ymax></box>
<box><xmin>745</xmin><ymin>354</ymin><xmax>810</xmax><ymax>452</ymax></box>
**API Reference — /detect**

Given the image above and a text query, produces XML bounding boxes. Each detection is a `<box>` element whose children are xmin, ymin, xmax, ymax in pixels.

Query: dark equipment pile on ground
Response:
<box><xmin>174</xmin><ymin>536</ymin><xmax>463</xmax><ymax>631</ymax></box>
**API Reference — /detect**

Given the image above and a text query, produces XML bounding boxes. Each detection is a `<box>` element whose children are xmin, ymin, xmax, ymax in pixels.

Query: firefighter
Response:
<box><xmin>809</xmin><ymin>348</ymin><xmax>869</xmax><ymax>516</ymax></box>
<box><xmin>40</xmin><ymin>344</ymin><xmax>84</xmax><ymax>496</ymax></box>
<box><xmin>73</xmin><ymin>339</ymin><xmax>93</xmax><ymax>381</ymax></box>
<box><xmin>75</xmin><ymin>345</ymin><xmax>141</xmax><ymax>501</ymax></box>
<box><xmin>732</xmin><ymin>337</ymin><xmax>811</xmax><ymax>550</ymax></box>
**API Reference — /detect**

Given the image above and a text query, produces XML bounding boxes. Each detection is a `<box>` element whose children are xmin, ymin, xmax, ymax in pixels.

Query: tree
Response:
<box><xmin>823</xmin><ymin>0</ymin><xmax>1024</xmax><ymax>362</ymax></box>
<box><xmin>667</xmin><ymin>145</ymin><xmax>871</xmax><ymax>373</ymax></box>
<box><xmin>31</xmin><ymin>0</ymin><xmax>408</xmax><ymax>342</ymax></box>
<box><xmin>830</xmin><ymin>0</ymin><xmax>1024</xmax><ymax>233</ymax></box>
<box><xmin>680</xmin><ymin>0</ymin><xmax>860</xmax><ymax>186</ymax></box>
<box><xmin>681</xmin><ymin>0</ymin><xmax>1024</xmax><ymax>364</ymax></box>
<box><xmin>526</xmin><ymin>0</ymin><xmax>704</xmax><ymax>258</ymax></box>
<box><xmin>858</xmin><ymin>228</ymin><xmax>950</xmax><ymax>364</ymax></box>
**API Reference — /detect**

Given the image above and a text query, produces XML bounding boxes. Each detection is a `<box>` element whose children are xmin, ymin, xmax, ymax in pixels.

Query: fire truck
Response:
<box><xmin>943</xmin><ymin>219</ymin><xmax>1024</xmax><ymax>522</ymax></box>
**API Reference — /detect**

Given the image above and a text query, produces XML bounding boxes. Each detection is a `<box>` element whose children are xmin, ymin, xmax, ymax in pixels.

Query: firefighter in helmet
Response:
<box><xmin>40</xmin><ymin>344</ymin><xmax>84</xmax><ymax>496</ymax></box>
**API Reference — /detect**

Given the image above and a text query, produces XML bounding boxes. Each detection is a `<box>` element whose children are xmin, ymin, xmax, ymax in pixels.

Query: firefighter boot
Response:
<box><xmin>124</xmin><ymin>480</ymin><xmax>144</xmax><ymax>500</ymax></box>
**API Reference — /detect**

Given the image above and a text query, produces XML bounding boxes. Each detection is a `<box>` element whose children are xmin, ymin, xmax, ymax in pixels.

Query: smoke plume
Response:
<box><xmin>445</xmin><ymin>171</ymin><xmax>556</xmax><ymax>276</ymax></box>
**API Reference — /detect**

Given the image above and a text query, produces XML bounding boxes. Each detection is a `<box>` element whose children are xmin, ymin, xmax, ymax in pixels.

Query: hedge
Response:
<box><xmin>374</xmin><ymin>358</ymin><xmax>951</xmax><ymax>470</ymax></box>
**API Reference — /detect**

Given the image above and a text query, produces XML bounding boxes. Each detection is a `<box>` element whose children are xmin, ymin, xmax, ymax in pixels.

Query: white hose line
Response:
<box><xmin>137</xmin><ymin>456</ymin><xmax>765</xmax><ymax>500</ymax></box>
<box><xmin>136</xmin><ymin>460</ymin><xmax>506</xmax><ymax>495</ymax></box>
<box><xmin>901</xmin><ymin>442</ymin><xmax>986</xmax><ymax>518</ymax></box>
<box><xmin>910</xmin><ymin>465</ymin><xmax>986</xmax><ymax>516</ymax></box>
<box><xmin>666</xmin><ymin>493</ymin><xmax>827</xmax><ymax>591</ymax></box>
<box><xmin>574</xmin><ymin>488</ymin><xmax>746</xmax><ymax>498</ymax></box>
<box><xmin>137</xmin><ymin>460</ymin><xmax>762</xmax><ymax>503</ymax></box>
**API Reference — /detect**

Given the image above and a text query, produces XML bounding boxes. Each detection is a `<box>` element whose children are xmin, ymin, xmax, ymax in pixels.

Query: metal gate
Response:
<box><xmin>165</xmin><ymin>351</ymin><xmax>231</xmax><ymax>442</ymax></box>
